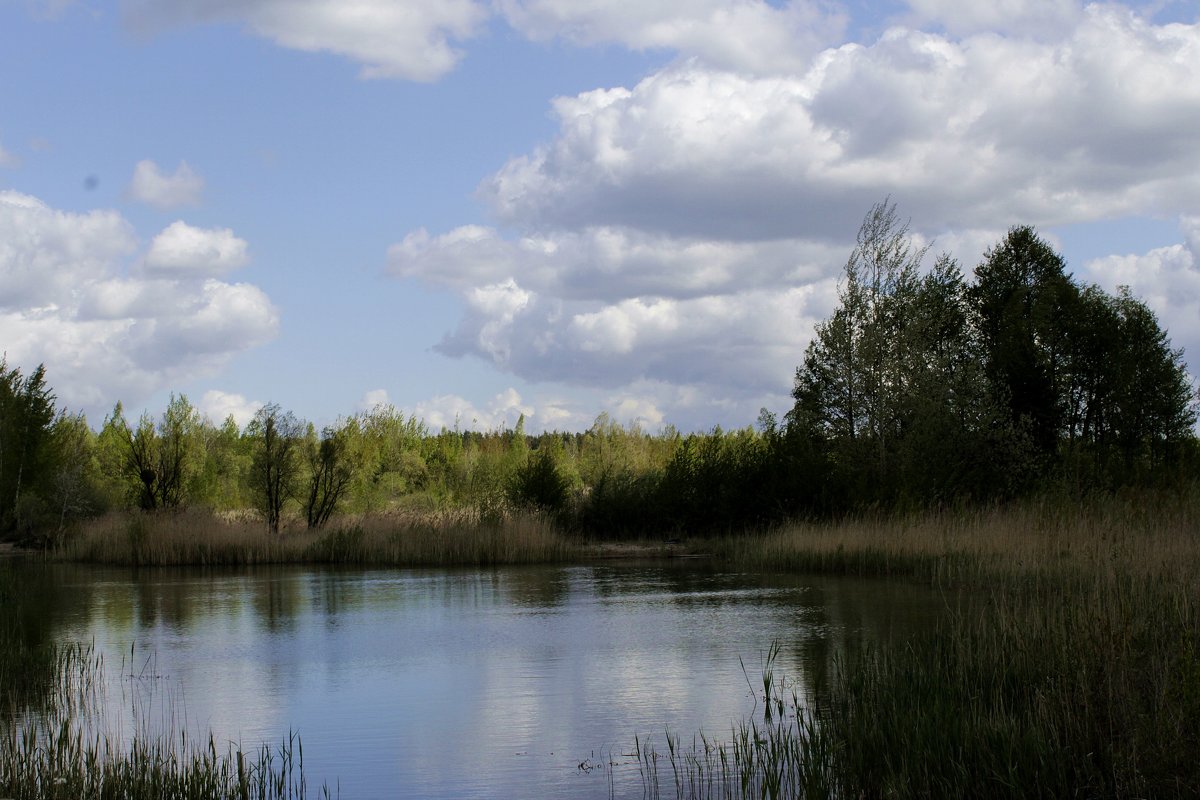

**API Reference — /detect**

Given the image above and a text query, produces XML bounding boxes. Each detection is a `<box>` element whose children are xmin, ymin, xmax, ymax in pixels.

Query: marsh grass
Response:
<box><xmin>0</xmin><ymin>639</ymin><xmax>325</xmax><ymax>800</ymax></box>
<box><xmin>639</xmin><ymin>491</ymin><xmax>1200</xmax><ymax>798</ymax></box>
<box><xmin>633</xmin><ymin>703</ymin><xmax>834</xmax><ymax>799</ymax></box>
<box><xmin>716</xmin><ymin>490</ymin><xmax>1200</xmax><ymax>586</ymax></box>
<box><xmin>824</xmin><ymin>575</ymin><xmax>1200</xmax><ymax>798</ymax></box>
<box><xmin>61</xmin><ymin>508</ymin><xmax>576</xmax><ymax>567</ymax></box>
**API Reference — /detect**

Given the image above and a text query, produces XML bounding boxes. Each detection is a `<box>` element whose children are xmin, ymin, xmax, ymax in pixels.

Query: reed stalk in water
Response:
<box><xmin>640</xmin><ymin>493</ymin><xmax>1200</xmax><ymax>798</ymax></box>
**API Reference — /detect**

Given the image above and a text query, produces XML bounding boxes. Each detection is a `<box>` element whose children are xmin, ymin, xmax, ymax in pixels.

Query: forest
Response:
<box><xmin>1</xmin><ymin>201</ymin><xmax>1196</xmax><ymax>547</ymax></box>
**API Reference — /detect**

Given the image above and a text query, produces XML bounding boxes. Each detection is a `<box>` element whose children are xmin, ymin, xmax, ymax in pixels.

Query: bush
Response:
<box><xmin>507</xmin><ymin>448</ymin><xmax>570</xmax><ymax>517</ymax></box>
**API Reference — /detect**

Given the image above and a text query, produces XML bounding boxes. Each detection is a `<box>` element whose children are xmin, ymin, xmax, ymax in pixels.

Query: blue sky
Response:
<box><xmin>1</xmin><ymin>0</ymin><xmax>1198</xmax><ymax>432</ymax></box>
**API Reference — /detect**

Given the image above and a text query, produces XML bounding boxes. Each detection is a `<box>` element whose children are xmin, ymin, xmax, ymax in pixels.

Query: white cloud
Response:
<box><xmin>903</xmin><ymin>0</ymin><xmax>1083</xmax><ymax>38</ymax></box>
<box><xmin>409</xmin><ymin>388</ymin><xmax>534</xmax><ymax>431</ymax></box>
<box><xmin>392</xmin><ymin>5</ymin><xmax>1200</xmax><ymax>428</ymax></box>
<box><xmin>434</xmin><ymin>278</ymin><xmax>836</xmax><ymax>395</ymax></box>
<box><xmin>535</xmin><ymin>401</ymin><xmax>589</xmax><ymax>431</ymax></box>
<box><xmin>0</xmin><ymin>191</ymin><xmax>137</xmax><ymax>311</ymax></box>
<box><xmin>122</xmin><ymin>0</ymin><xmax>488</xmax><ymax>82</ymax></box>
<box><xmin>360</xmin><ymin>388</ymin><xmax>391</xmax><ymax>411</ymax></box>
<box><xmin>1081</xmin><ymin>217</ymin><xmax>1200</xmax><ymax>371</ymax></box>
<box><xmin>1184</xmin><ymin>214</ymin><xmax>1200</xmax><ymax>256</ymax></box>
<box><xmin>199</xmin><ymin>390</ymin><xmax>263</xmax><ymax>428</ymax></box>
<box><xmin>389</xmin><ymin>225</ymin><xmax>839</xmax><ymax>301</ymax></box>
<box><xmin>498</xmin><ymin>0</ymin><xmax>845</xmax><ymax>74</ymax></box>
<box><xmin>143</xmin><ymin>221</ymin><xmax>249</xmax><ymax>277</ymax></box>
<box><xmin>127</xmin><ymin>159</ymin><xmax>204</xmax><ymax>209</ymax></box>
<box><xmin>608</xmin><ymin>394</ymin><xmax>665</xmax><ymax>429</ymax></box>
<box><xmin>0</xmin><ymin>190</ymin><xmax>278</xmax><ymax>414</ymax></box>
<box><xmin>481</xmin><ymin>9</ymin><xmax>1200</xmax><ymax>239</ymax></box>
<box><xmin>121</xmin><ymin>0</ymin><xmax>843</xmax><ymax>81</ymax></box>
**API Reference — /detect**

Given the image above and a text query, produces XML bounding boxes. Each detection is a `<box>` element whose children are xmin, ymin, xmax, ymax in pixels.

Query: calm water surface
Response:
<box><xmin>20</xmin><ymin>562</ymin><xmax>948</xmax><ymax>798</ymax></box>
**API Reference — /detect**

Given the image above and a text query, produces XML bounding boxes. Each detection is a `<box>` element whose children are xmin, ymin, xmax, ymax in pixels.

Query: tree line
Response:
<box><xmin>1</xmin><ymin>202</ymin><xmax>1196</xmax><ymax>543</ymax></box>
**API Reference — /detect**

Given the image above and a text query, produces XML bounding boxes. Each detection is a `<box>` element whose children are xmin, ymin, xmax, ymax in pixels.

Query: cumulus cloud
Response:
<box><xmin>433</xmin><ymin>278</ymin><xmax>836</xmax><ymax>395</ymax></box>
<box><xmin>497</xmin><ymin>0</ymin><xmax>846</xmax><ymax>74</ymax></box>
<box><xmin>0</xmin><ymin>191</ymin><xmax>137</xmax><ymax>310</ymax></box>
<box><xmin>608</xmin><ymin>393</ymin><xmax>666</xmax><ymax>429</ymax></box>
<box><xmin>122</xmin><ymin>0</ymin><xmax>488</xmax><ymax>81</ymax></box>
<box><xmin>119</xmin><ymin>0</ymin><xmax>844</xmax><ymax>80</ymax></box>
<box><xmin>409</xmin><ymin>388</ymin><xmax>534</xmax><ymax>431</ymax></box>
<box><xmin>143</xmin><ymin>221</ymin><xmax>249</xmax><ymax>277</ymax></box>
<box><xmin>389</xmin><ymin>225</ymin><xmax>839</xmax><ymax>301</ymax></box>
<box><xmin>481</xmin><ymin>8</ymin><xmax>1200</xmax><ymax>239</ymax></box>
<box><xmin>903</xmin><ymin>0</ymin><xmax>1083</xmax><ymax>38</ymax></box>
<box><xmin>199</xmin><ymin>390</ymin><xmax>263</xmax><ymax>428</ymax></box>
<box><xmin>127</xmin><ymin>159</ymin><xmax>204</xmax><ymax>209</ymax></box>
<box><xmin>391</xmin><ymin>5</ymin><xmax>1200</xmax><ymax>427</ymax></box>
<box><xmin>1080</xmin><ymin>216</ymin><xmax>1200</xmax><ymax>372</ymax></box>
<box><xmin>405</xmin><ymin>387</ymin><xmax>670</xmax><ymax>432</ymax></box>
<box><xmin>0</xmin><ymin>190</ymin><xmax>278</xmax><ymax>414</ymax></box>
<box><xmin>360</xmin><ymin>388</ymin><xmax>392</xmax><ymax>411</ymax></box>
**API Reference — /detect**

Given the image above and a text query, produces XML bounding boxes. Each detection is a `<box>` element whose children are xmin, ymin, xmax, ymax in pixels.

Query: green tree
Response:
<box><xmin>46</xmin><ymin>412</ymin><xmax>100</xmax><ymax>543</ymax></box>
<box><xmin>507</xmin><ymin>444</ymin><xmax>570</xmax><ymax>517</ymax></box>
<box><xmin>1107</xmin><ymin>287</ymin><xmax>1196</xmax><ymax>470</ymax></box>
<box><xmin>352</xmin><ymin>405</ymin><xmax>428</xmax><ymax>510</ymax></box>
<box><xmin>791</xmin><ymin>200</ymin><xmax>927</xmax><ymax>495</ymax></box>
<box><xmin>896</xmin><ymin>256</ymin><xmax>1027</xmax><ymax>501</ymax></box>
<box><xmin>303</xmin><ymin>423</ymin><xmax>354</xmax><ymax>529</ymax></box>
<box><xmin>109</xmin><ymin>395</ymin><xmax>202</xmax><ymax>511</ymax></box>
<box><xmin>970</xmin><ymin>226</ymin><xmax>1078</xmax><ymax>455</ymax></box>
<box><xmin>187</xmin><ymin>414</ymin><xmax>253</xmax><ymax>510</ymax></box>
<box><xmin>0</xmin><ymin>360</ymin><xmax>57</xmax><ymax>533</ymax></box>
<box><xmin>249</xmin><ymin>404</ymin><xmax>303</xmax><ymax>534</ymax></box>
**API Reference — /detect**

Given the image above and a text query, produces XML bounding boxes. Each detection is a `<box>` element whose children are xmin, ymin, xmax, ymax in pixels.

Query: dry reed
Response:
<box><xmin>60</xmin><ymin>508</ymin><xmax>577</xmax><ymax>567</ymax></box>
<box><xmin>718</xmin><ymin>491</ymin><xmax>1200</xmax><ymax>586</ymax></box>
<box><xmin>639</xmin><ymin>491</ymin><xmax>1200</xmax><ymax>798</ymax></box>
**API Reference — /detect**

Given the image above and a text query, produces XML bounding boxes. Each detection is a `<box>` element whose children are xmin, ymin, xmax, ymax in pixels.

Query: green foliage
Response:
<box><xmin>507</xmin><ymin>445</ymin><xmax>570</xmax><ymax>517</ymax></box>
<box><xmin>789</xmin><ymin>206</ymin><xmax>1197</xmax><ymax>512</ymax></box>
<box><xmin>191</xmin><ymin>414</ymin><xmax>255</xmax><ymax>510</ymax></box>
<box><xmin>303</xmin><ymin>423</ymin><xmax>354</xmax><ymax>529</ymax></box>
<box><xmin>2</xmin><ymin>201</ymin><xmax>1197</xmax><ymax>543</ymax></box>
<box><xmin>0</xmin><ymin>360</ymin><xmax>57</xmax><ymax>537</ymax></box>
<box><xmin>972</xmin><ymin>225</ymin><xmax>1077</xmax><ymax>454</ymax></box>
<box><xmin>105</xmin><ymin>395</ymin><xmax>204</xmax><ymax>512</ymax></box>
<box><xmin>249</xmin><ymin>404</ymin><xmax>304</xmax><ymax>534</ymax></box>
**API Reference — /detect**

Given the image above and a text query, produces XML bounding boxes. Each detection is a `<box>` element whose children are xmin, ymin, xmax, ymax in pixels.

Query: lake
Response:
<box><xmin>13</xmin><ymin>561</ymin><xmax>948</xmax><ymax>798</ymax></box>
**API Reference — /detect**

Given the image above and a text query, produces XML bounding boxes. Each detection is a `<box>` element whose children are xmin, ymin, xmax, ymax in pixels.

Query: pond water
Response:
<box><xmin>14</xmin><ymin>561</ymin><xmax>949</xmax><ymax>798</ymax></box>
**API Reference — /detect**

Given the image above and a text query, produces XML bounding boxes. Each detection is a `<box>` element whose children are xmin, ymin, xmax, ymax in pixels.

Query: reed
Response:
<box><xmin>638</xmin><ymin>491</ymin><xmax>1200</xmax><ymax>798</ymax></box>
<box><xmin>60</xmin><ymin>508</ymin><xmax>577</xmax><ymax>567</ymax></box>
<box><xmin>823</xmin><ymin>573</ymin><xmax>1200</xmax><ymax>798</ymax></box>
<box><xmin>716</xmin><ymin>490</ymin><xmax>1200</xmax><ymax>586</ymax></box>
<box><xmin>0</xmin><ymin>640</ymin><xmax>326</xmax><ymax>800</ymax></box>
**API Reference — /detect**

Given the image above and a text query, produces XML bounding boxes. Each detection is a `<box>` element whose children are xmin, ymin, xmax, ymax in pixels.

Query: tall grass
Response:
<box><xmin>638</xmin><ymin>491</ymin><xmax>1200</xmax><ymax>798</ymax></box>
<box><xmin>61</xmin><ymin>508</ymin><xmax>576</xmax><ymax>567</ymax></box>
<box><xmin>825</xmin><ymin>574</ymin><xmax>1200</xmax><ymax>798</ymax></box>
<box><xmin>2</xmin><ymin>563</ymin><xmax>328</xmax><ymax>799</ymax></box>
<box><xmin>717</xmin><ymin>490</ymin><xmax>1200</xmax><ymax>585</ymax></box>
<box><xmin>0</xmin><ymin>640</ymin><xmax>326</xmax><ymax>799</ymax></box>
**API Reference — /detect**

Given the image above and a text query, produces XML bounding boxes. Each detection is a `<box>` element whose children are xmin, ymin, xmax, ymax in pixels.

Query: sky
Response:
<box><xmin>1</xmin><ymin>0</ymin><xmax>1198</xmax><ymax>434</ymax></box>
